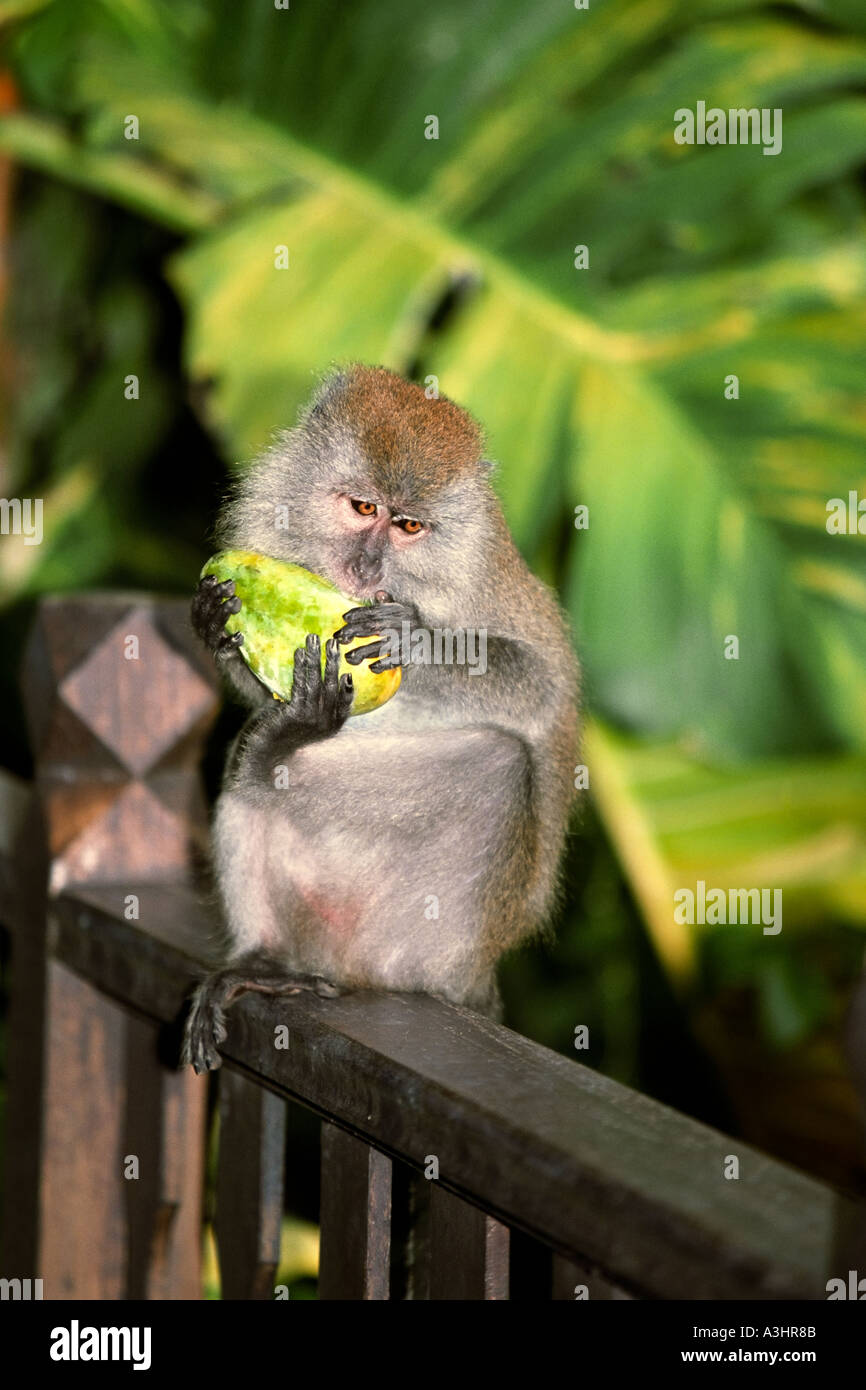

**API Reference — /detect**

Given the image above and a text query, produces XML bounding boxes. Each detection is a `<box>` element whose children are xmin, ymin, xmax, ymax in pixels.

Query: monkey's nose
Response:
<box><xmin>349</xmin><ymin>554</ymin><xmax>382</xmax><ymax>586</ymax></box>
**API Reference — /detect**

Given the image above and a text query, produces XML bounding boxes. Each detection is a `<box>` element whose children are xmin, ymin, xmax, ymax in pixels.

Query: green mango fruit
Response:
<box><xmin>201</xmin><ymin>549</ymin><xmax>402</xmax><ymax>716</ymax></box>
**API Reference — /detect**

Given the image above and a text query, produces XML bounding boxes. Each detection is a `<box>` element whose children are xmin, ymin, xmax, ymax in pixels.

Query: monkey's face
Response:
<box><xmin>224</xmin><ymin>367</ymin><xmax>496</xmax><ymax>616</ymax></box>
<box><xmin>325</xmin><ymin>490</ymin><xmax>427</xmax><ymax>599</ymax></box>
<box><xmin>306</xmin><ymin>457</ymin><xmax>494</xmax><ymax>616</ymax></box>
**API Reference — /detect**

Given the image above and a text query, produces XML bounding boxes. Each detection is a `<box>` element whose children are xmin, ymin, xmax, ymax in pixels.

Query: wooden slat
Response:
<box><xmin>124</xmin><ymin>1013</ymin><xmax>208</xmax><ymax>1299</ymax></box>
<box><xmin>47</xmin><ymin>882</ymin><xmax>857</xmax><ymax>1301</ymax></box>
<box><xmin>215</xmin><ymin>1067</ymin><xmax>286</xmax><ymax>1299</ymax></box>
<box><xmin>39</xmin><ymin>961</ymin><xmax>128</xmax><ymax>1298</ymax></box>
<box><xmin>426</xmin><ymin>1184</ymin><xmax>509</xmax><ymax>1300</ymax></box>
<box><xmin>318</xmin><ymin>1123</ymin><xmax>391</xmax><ymax>1300</ymax></box>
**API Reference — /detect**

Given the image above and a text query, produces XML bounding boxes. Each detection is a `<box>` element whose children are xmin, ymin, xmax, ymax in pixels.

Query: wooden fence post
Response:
<box><xmin>1</xmin><ymin>594</ymin><xmax>218</xmax><ymax>1298</ymax></box>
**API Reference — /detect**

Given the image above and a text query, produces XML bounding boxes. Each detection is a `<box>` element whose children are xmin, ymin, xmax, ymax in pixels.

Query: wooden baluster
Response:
<box><xmin>1</xmin><ymin>595</ymin><xmax>218</xmax><ymax>1296</ymax></box>
<box><xmin>318</xmin><ymin>1123</ymin><xmax>391</xmax><ymax>1299</ymax></box>
<box><xmin>37</xmin><ymin>960</ymin><xmax>129</xmax><ymax>1298</ymax></box>
<box><xmin>216</xmin><ymin>1068</ymin><xmax>286</xmax><ymax>1299</ymax></box>
<box><xmin>124</xmin><ymin>1014</ymin><xmax>208</xmax><ymax>1299</ymax></box>
<box><xmin>425</xmin><ymin>1184</ymin><xmax>509</xmax><ymax>1300</ymax></box>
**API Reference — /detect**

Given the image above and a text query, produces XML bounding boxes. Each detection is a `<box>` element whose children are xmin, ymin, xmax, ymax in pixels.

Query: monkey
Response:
<box><xmin>182</xmin><ymin>365</ymin><xmax>579</xmax><ymax>1073</ymax></box>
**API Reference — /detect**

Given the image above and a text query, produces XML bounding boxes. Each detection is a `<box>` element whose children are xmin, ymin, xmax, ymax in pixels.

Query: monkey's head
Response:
<box><xmin>223</xmin><ymin>365</ymin><xmax>504</xmax><ymax>616</ymax></box>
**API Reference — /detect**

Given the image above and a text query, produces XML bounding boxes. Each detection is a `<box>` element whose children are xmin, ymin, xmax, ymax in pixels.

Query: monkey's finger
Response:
<box><xmin>338</xmin><ymin>602</ymin><xmax>410</xmax><ymax>639</ymax></box>
<box><xmin>324</xmin><ymin>635</ymin><xmax>341</xmax><ymax>677</ymax></box>
<box><xmin>193</xmin><ymin>579</ymin><xmax>240</xmax><ymax>628</ymax></box>
<box><xmin>305</xmin><ymin>633</ymin><xmax>325</xmax><ymax>711</ymax></box>
<box><xmin>321</xmin><ymin>638</ymin><xmax>342</xmax><ymax>721</ymax></box>
<box><xmin>290</xmin><ymin>636</ymin><xmax>324</xmax><ymax>719</ymax></box>
<box><xmin>217</xmin><ymin>630</ymin><xmax>244</xmax><ymax>652</ymax></box>
<box><xmin>368</xmin><ymin>655</ymin><xmax>402</xmax><ymax>673</ymax></box>
<box><xmin>214</xmin><ymin>579</ymin><xmax>236</xmax><ymax>599</ymax></box>
<box><xmin>288</xmin><ymin>645</ymin><xmax>315</xmax><ymax>714</ymax></box>
<box><xmin>336</xmin><ymin>672</ymin><xmax>354</xmax><ymax>721</ymax></box>
<box><xmin>344</xmin><ymin>639</ymin><xmax>387</xmax><ymax>665</ymax></box>
<box><xmin>336</xmin><ymin>607</ymin><xmax>372</xmax><ymax>640</ymax></box>
<box><xmin>336</xmin><ymin>615</ymin><xmax>382</xmax><ymax>641</ymax></box>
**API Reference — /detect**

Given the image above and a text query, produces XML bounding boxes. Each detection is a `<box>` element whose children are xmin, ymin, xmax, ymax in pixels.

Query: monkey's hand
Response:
<box><xmin>282</xmin><ymin>633</ymin><xmax>355</xmax><ymax>733</ymax></box>
<box><xmin>191</xmin><ymin>575</ymin><xmax>245</xmax><ymax>657</ymax></box>
<box><xmin>230</xmin><ymin>633</ymin><xmax>354</xmax><ymax>783</ymax></box>
<box><xmin>336</xmin><ymin>598</ymin><xmax>419</xmax><ymax>673</ymax></box>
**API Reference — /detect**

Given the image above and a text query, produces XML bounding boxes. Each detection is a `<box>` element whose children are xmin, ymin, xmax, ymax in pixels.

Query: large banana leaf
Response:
<box><xmin>2</xmin><ymin>0</ymin><xmax>865</xmax><ymax>1024</ymax></box>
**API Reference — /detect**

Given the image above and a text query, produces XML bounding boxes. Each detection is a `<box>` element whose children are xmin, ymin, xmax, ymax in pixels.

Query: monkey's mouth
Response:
<box><xmin>339</xmin><ymin>574</ymin><xmax>388</xmax><ymax>603</ymax></box>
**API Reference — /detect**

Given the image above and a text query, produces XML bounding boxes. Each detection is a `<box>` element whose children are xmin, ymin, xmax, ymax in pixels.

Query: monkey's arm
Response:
<box><xmin>339</xmin><ymin>601</ymin><xmax>566</xmax><ymax>736</ymax></box>
<box><xmin>183</xmin><ymin>632</ymin><xmax>354</xmax><ymax>1072</ymax></box>
<box><xmin>216</xmin><ymin>646</ymin><xmax>274</xmax><ymax>710</ymax></box>
<box><xmin>224</xmin><ymin>632</ymin><xmax>353</xmax><ymax>785</ymax></box>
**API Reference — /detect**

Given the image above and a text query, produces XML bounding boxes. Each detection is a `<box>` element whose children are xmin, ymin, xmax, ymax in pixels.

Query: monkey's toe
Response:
<box><xmin>182</xmin><ymin>995</ymin><xmax>228</xmax><ymax>1073</ymax></box>
<box><xmin>311</xmin><ymin>974</ymin><xmax>341</xmax><ymax>998</ymax></box>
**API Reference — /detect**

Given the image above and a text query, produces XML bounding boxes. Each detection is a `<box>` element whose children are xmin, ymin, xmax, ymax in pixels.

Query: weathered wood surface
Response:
<box><xmin>425</xmin><ymin>1184</ymin><xmax>510</xmax><ymax>1300</ymax></box>
<box><xmin>216</xmin><ymin>1067</ymin><xmax>286</xmax><ymax>1299</ymax></box>
<box><xmin>37</xmin><ymin>961</ymin><xmax>128</xmax><ymax>1298</ymax></box>
<box><xmin>125</xmin><ymin>1014</ymin><xmax>207</xmax><ymax>1300</ymax></box>
<box><xmin>22</xmin><ymin>594</ymin><xmax>218</xmax><ymax>892</ymax></box>
<box><xmin>319</xmin><ymin>1124</ymin><xmax>391</xmax><ymax>1299</ymax></box>
<box><xmin>0</xmin><ymin>596</ymin><xmax>216</xmax><ymax>1298</ymax></box>
<box><xmin>44</xmin><ymin>880</ymin><xmax>856</xmax><ymax>1301</ymax></box>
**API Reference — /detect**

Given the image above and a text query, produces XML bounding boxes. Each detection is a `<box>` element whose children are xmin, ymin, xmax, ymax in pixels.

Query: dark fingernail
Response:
<box><xmin>345</xmin><ymin>675</ymin><xmax>353</xmax><ymax>689</ymax></box>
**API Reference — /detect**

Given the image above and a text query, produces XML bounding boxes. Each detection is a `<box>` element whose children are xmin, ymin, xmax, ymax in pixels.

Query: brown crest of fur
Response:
<box><xmin>310</xmin><ymin>365</ymin><xmax>485</xmax><ymax>500</ymax></box>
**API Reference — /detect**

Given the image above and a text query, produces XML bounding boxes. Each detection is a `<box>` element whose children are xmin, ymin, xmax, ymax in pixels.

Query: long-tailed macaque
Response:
<box><xmin>182</xmin><ymin>365</ymin><xmax>578</xmax><ymax>1072</ymax></box>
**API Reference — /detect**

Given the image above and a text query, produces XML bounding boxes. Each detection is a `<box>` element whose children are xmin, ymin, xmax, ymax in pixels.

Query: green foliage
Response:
<box><xmin>1</xmin><ymin>0</ymin><xmax>864</xmax><ymax>1097</ymax></box>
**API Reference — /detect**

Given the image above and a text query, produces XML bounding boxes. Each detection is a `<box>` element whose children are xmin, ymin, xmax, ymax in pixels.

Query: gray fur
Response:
<box><xmin>182</xmin><ymin>366</ymin><xmax>579</xmax><ymax>1071</ymax></box>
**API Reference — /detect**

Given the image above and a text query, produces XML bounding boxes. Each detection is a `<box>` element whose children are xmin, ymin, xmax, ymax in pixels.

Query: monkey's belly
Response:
<box><xmin>213</xmin><ymin>726</ymin><xmax>528</xmax><ymax>1006</ymax></box>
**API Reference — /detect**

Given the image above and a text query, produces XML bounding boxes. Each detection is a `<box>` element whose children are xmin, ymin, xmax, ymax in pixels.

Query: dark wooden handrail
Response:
<box><xmin>46</xmin><ymin>880</ymin><xmax>857</xmax><ymax>1299</ymax></box>
<box><xmin>0</xmin><ymin>594</ymin><xmax>861</xmax><ymax>1300</ymax></box>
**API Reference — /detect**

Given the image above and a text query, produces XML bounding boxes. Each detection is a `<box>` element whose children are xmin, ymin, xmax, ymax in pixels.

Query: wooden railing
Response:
<box><xmin>0</xmin><ymin>594</ymin><xmax>861</xmax><ymax>1300</ymax></box>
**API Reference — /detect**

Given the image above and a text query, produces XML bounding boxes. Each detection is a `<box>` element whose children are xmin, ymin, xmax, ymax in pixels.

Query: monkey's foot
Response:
<box><xmin>181</xmin><ymin>960</ymin><xmax>342</xmax><ymax>1073</ymax></box>
<box><xmin>182</xmin><ymin>986</ymin><xmax>228</xmax><ymax>1074</ymax></box>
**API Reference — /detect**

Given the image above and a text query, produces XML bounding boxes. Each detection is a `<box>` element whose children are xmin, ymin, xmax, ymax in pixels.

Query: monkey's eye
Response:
<box><xmin>351</xmin><ymin>499</ymin><xmax>377</xmax><ymax>517</ymax></box>
<box><xmin>396</xmin><ymin>517</ymin><xmax>424</xmax><ymax>535</ymax></box>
